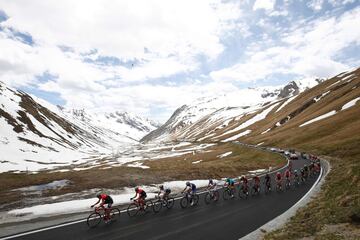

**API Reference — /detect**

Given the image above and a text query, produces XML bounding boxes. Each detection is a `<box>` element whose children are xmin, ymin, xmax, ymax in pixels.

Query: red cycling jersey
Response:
<box><xmin>285</xmin><ymin>170</ymin><xmax>291</xmax><ymax>178</ymax></box>
<box><xmin>276</xmin><ymin>173</ymin><xmax>282</xmax><ymax>180</ymax></box>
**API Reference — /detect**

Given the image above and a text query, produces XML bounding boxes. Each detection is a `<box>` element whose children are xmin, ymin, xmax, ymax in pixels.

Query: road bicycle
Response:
<box><xmin>238</xmin><ymin>184</ymin><xmax>249</xmax><ymax>199</ymax></box>
<box><xmin>153</xmin><ymin>195</ymin><xmax>175</xmax><ymax>213</ymax></box>
<box><xmin>276</xmin><ymin>180</ymin><xmax>283</xmax><ymax>192</ymax></box>
<box><xmin>250</xmin><ymin>184</ymin><xmax>261</xmax><ymax>196</ymax></box>
<box><xmin>204</xmin><ymin>189</ymin><xmax>220</xmax><ymax>204</ymax></box>
<box><xmin>180</xmin><ymin>192</ymin><xmax>199</xmax><ymax>208</ymax></box>
<box><xmin>87</xmin><ymin>206</ymin><xmax>120</xmax><ymax>228</ymax></box>
<box><xmin>264</xmin><ymin>180</ymin><xmax>272</xmax><ymax>194</ymax></box>
<box><xmin>222</xmin><ymin>186</ymin><xmax>235</xmax><ymax>200</ymax></box>
<box><xmin>127</xmin><ymin>199</ymin><xmax>154</xmax><ymax>217</ymax></box>
<box><xmin>294</xmin><ymin>175</ymin><xmax>301</xmax><ymax>187</ymax></box>
<box><xmin>285</xmin><ymin>178</ymin><xmax>291</xmax><ymax>190</ymax></box>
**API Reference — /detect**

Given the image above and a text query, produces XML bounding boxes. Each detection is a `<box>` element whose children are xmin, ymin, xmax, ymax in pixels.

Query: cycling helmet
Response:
<box><xmin>209</xmin><ymin>179</ymin><xmax>213</xmax><ymax>184</ymax></box>
<box><xmin>277</xmin><ymin>172</ymin><xmax>281</xmax><ymax>175</ymax></box>
<box><xmin>186</xmin><ymin>181</ymin><xmax>190</xmax><ymax>186</ymax></box>
<box><xmin>159</xmin><ymin>185</ymin><xmax>164</xmax><ymax>190</ymax></box>
<box><xmin>294</xmin><ymin>170</ymin><xmax>298</xmax><ymax>173</ymax></box>
<box><xmin>135</xmin><ymin>187</ymin><xmax>139</xmax><ymax>192</ymax></box>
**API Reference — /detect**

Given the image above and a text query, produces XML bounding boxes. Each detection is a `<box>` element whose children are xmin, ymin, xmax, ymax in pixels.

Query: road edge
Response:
<box><xmin>240</xmin><ymin>158</ymin><xmax>331</xmax><ymax>240</ymax></box>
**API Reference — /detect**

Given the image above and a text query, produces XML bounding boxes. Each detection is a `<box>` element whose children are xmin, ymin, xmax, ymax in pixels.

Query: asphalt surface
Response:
<box><xmin>3</xmin><ymin>157</ymin><xmax>319</xmax><ymax>240</ymax></box>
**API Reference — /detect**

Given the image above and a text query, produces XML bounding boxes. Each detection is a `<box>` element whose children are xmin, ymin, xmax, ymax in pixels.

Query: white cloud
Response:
<box><xmin>307</xmin><ymin>0</ymin><xmax>325</xmax><ymax>11</ymax></box>
<box><xmin>210</xmin><ymin>7</ymin><xmax>360</xmax><ymax>82</ymax></box>
<box><xmin>253</xmin><ymin>0</ymin><xmax>276</xmax><ymax>11</ymax></box>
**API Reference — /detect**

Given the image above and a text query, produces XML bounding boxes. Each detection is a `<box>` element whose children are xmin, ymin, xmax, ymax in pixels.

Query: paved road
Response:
<box><xmin>3</xmin><ymin>157</ymin><xmax>319</xmax><ymax>240</ymax></box>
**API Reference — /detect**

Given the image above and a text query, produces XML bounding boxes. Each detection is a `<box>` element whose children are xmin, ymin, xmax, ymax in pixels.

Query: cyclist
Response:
<box><xmin>300</xmin><ymin>168</ymin><xmax>306</xmax><ymax>182</ymax></box>
<box><xmin>284</xmin><ymin>169</ymin><xmax>291</xmax><ymax>188</ymax></box>
<box><xmin>294</xmin><ymin>169</ymin><xmax>300</xmax><ymax>185</ymax></box>
<box><xmin>240</xmin><ymin>175</ymin><xmax>249</xmax><ymax>196</ymax></box>
<box><xmin>304</xmin><ymin>164</ymin><xmax>309</xmax><ymax>179</ymax></box>
<box><xmin>275</xmin><ymin>172</ymin><xmax>282</xmax><ymax>190</ymax></box>
<box><xmin>208</xmin><ymin>179</ymin><xmax>217</xmax><ymax>190</ymax></box>
<box><xmin>131</xmin><ymin>187</ymin><xmax>147</xmax><ymax>210</ymax></box>
<box><xmin>158</xmin><ymin>185</ymin><xmax>171</xmax><ymax>200</ymax></box>
<box><xmin>91</xmin><ymin>193</ymin><xmax>113</xmax><ymax>222</ymax></box>
<box><xmin>182</xmin><ymin>182</ymin><xmax>197</xmax><ymax>205</ymax></box>
<box><xmin>224</xmin><ymin>178</ymin><xmax>235</xmax><ymax>198</ymax></box>
<box><xmin>314</xmin><ymin>162</ymin><xmax>321</xmax><ymax>173</ymax></box>
<box><xmin>252</xmin><ymin>175</ymin><xmax>261</xmax><ymax>193</ymax></box>
<box><xmin>264</xmin><ymin>173</ymin><xmax>271</xmax><ymax>191</ymax></box>
<box><xmin>207</xmin><ymin>179</ymin><xmax>218</xmax><ymax>200</ymax></box>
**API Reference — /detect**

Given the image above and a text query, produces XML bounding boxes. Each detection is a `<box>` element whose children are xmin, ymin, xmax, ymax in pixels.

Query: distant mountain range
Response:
<box><xmin>0</xmin><ymin>82</ymin><xmax>158</xmax><ymax>172</ymax></box>
<box><xmin>141</xmin><ymin>76</ymin><xmax>326</xmax><ymax>142</ymax></box>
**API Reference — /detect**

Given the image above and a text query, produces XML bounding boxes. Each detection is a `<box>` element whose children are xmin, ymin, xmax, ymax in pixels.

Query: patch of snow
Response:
<box><xmin>342</xmin><ymin>74</ymin><xmax>355</xmax><ymax>81</ymax></box>
<box><xmin>192</xmin><ymin>160</ymin><xmax>203</xmax><ymax>164</ymax></box>
<box><xmin>14</xmin><ymin>180</ymin><xmax>71</xmax><ymax>192</ymax></box>
<box><xmin>326</xmin><ymin>80</ymin><xmax>341</xmax><ymax>89</ymax></box>
<box><xmin>299</xmin><ymin>110</ymin><xmax>337</xmax><ymax>127</ymax></box>
<box><xmin>248</xmin><ymin>169</ymin><xmax>266</xmax><ymax>174</ymax></box>
<box><xmin>218</xmin><ymin>151</ymin><xmax>232</xmax><ymax>158</ymax></box>
<box><xmin>222</xmin><ymin>130</ymin><xmax>252</xmax><ymax>142</ymax></box>
<box><xmin>276</xmin><ymin>96</ymin><xmax>297</xmax><ymax>113</ymax></box>
<box><xmin>341</xmin><ymin>97</ymin><xmax>360</xmax><ymax>111</ymax></box>
<box><xmin>261</xmin><ymin>128</ymin><xmax>271</xmax><ymax>134</ymax></box>
<box><xmin>126</xmin><ymin>162</ymin><xmax>150</xmax><ymax>169</ymax></box>
<box><xmin>216</xmin><ymin>103</ymin><xmax>279</xmax><ymax>139</ymax></box>
<box><xmin>314</xmin><ymin>91</ymin><xmax>330</xmax><ymax>102</ymax></box>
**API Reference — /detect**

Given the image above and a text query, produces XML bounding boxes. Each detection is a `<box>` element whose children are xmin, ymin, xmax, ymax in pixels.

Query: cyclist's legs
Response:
<box><xmin>105</xmin><ymin>203</ymin><xmax>112</xmax><ymax>219</ymax></box>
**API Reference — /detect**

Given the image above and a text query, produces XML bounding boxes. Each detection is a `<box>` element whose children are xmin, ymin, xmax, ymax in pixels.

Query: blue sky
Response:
<box><xmin>0</xmin><ymin>0</ymin><xmax>359</xmax><ymax>122</ymax></box>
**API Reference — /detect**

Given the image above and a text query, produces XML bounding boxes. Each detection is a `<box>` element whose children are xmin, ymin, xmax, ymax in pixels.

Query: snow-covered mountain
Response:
<box><xmin>0</xmin><ymin>82</ymin><xmax>158</xmax><ymax>172</ymax></box>
<box><xmin>142</xmin><ymin>77</ymin><xmax>323</xmax><ymax>142</ymax></box>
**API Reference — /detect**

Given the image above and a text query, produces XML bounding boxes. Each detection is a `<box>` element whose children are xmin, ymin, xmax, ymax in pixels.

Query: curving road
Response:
<box><xmin>2</xmin><ymin>156</ymin><xmax>320</xmax><ymax>240</ymax></box>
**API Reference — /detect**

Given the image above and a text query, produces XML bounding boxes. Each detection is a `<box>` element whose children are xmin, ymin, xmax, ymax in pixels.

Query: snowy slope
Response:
<box><xmin>0</xmin><ymin>82</ymin><xmax>157</xmax><ymax>172</ymax></box>
<box><xmin>142</xmin><ymin>77</ymin><xmax>322</xmax><ymax>143</ymax></box>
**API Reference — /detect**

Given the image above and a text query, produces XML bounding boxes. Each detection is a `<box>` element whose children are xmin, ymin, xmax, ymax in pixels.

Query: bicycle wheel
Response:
<box><xmin>192</xmin><ymin>195</ymin><xmax>199</xmax><ymax>206</ymax></box>
<box><xmin>223</xmin><ymin>189</ymin><xmax>231</xmax><ymax>200</ymax></box>
<box><xmin>166</xmin><ymin>197</ymin><xmax>175</xmax><ymax>209</ymax></box>
<box><xmin>180</xmin><ymin>197</ymin><xmax>188</xmax><ymax>208</ymax></box>
<box><xmin>110</xmin><ymin>208</ymin><xmax>121</xmax><ymax>222</ymax></box>
<box><xmin>239</xmin><ymin>188</ymin><xmax>248</xmax><ymax>199</ymax></box>
<box><xmin>145</xmin><ymin>200</ymin><xmax>154</xmax><ymax>213</ymax></box>
<box><xmin>204</xmin><ymin>192</ymin><xmax>211</xmax><ymax>204</ymax></box>
<box><xmin>87</xmin><ymin>212</ymin><xmax>102</xmax><ymax>228</ymax></box>
<box><xmin>213</xmin><ymin>190</ymin><xmax>220</xmax><ymax>202</ymax></box>
<box><xmin>153</xmin><ymin>200</ymin><xmax>162</xmax><ymax>213</ymax></box>
<box><xmin>127</xmin><ymin>203</ymin><xmax>139</xmax><ymax>217</ymax></box>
